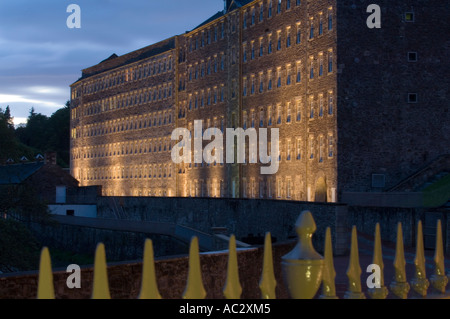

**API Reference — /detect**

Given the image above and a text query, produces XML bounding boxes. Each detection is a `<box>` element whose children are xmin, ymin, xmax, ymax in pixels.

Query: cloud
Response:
<box><xmin>0</xmin><ymin>0</ymin><xmax>223</xmax><ymax>120</ymax></box>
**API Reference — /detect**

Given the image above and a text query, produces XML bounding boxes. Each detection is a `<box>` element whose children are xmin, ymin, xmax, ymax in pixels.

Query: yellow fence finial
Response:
<box><xmin>37</xmin><ymin>247</ymin><xmax>55</xmax><ymax>299</ymax></box>
<box><xmin>344</xmin><ymin>226</ymin><xmax>366</xmax><ymax>299</ymax></box>
<box><xmin>431</xmin><ymin>220</ymin><xmax>448</xmax><ymax>294</ymax></box>
<box><xmin>182</xmin><ymin>236</ymin><xmax>207</xmax><ymax>299</ymax></box>
<box><xmin>410</xmin><ymin>220</ymin><xmax>430</xmax><ymax>297</ymax></box>
<box><xmin>320</xmin><ymin>227</ymin><xmax>338</xmax><ymax>299</ymax></box>
<box><xmin>259</xmin><ymin>232</ymin><xmax>277</xmax><ymax>299</ymax></box>
<box><xmin>223</xmin><ymin>235</ymin><xmax>242</xmax><ymax>299</ymax></box>
<box><xmin>390</xmin><ymin>222</ymin><xmax>410</xmax><ymax>299</ymax></box>
<box><xmin>139</xmin><ymin>239</ymin><xmax>162</xmax><ymax>299</ymax></box>
<box><xmin>91</xmin><ymin>243</ymin><xmax>111</xmax><ymax>299</ymax></box>
<box><xmin>368</xmin><ymin>223</ymin><xmax>388</xmax><ymax>299</ymax></box>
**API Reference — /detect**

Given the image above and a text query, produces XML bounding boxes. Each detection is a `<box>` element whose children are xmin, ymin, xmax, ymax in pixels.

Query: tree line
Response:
<box><xmin>0</xmin><ymin>102</ymin><xmax>70</xmax><ymax>167</ymax></box>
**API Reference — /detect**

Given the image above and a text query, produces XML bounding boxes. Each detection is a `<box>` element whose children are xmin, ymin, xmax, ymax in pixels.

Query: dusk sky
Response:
<box><xmin>0</xmin><ymin>0</ymin><xmax>224</xmax><ymax>125</ymax></box>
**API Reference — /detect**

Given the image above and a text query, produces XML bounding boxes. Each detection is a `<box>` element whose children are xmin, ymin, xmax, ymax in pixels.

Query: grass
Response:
<box><xmin>423</xmin><ymin>173</ymin><xmax>450</xmax><ymax>208</ymax></box>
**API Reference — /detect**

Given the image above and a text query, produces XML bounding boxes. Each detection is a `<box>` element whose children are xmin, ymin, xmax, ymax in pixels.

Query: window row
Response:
<box><xmin>77</xmin><ymin>164</ymin><xmax>174</xmax><ymax>181</ymax></box>
<box><xmin>241</xmin><ymin>93</ymin><xmax>334</xmax><ymax>130</ymax></box>
<box><xmin>77</xmin><ymin>55</ymin><xmax>174</xmax><ymax>97</ymax></box>
<box><xmin>243</xmin><ymin>0</ymin><xmax>303</xmax><ymax>29</ymax></box>
<box><xmin>188</xmin><ymin>19</ymin><xmax>226</xmax><ymax>52</ymax></box>
<box><xmin>186</xmin><ymin>85</ymin><xmax>226</xmax><ymax>111</ymax></box>
<box><xmin>72</xmin><ymin>138</ymin><xmax>173</xmax><ymax>159</ymax></box>
<box><xmin>71</xmin><ymin>112</ymin><xmax>174</xmax><ymax>139</ymax></box>
<box><xmin>187</xmin><ymin>53</ymin><xmax>226</xmax><ymax>81</ymax></box>
<box><xmin>74</xmin><ymin>84</ymin><xmax>174</xmax><ymax>119</ymax></box>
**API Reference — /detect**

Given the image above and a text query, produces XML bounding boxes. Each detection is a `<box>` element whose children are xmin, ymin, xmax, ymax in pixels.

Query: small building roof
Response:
<box><xmin>0</xmin><ymin>162</ymin><xmax>45</xmax><ymax>185</ymax></box>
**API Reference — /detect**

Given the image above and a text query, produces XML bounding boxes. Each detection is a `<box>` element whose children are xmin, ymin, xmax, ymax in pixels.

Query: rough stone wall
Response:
<box><xmin>0</xmin><ymin>241</ymin><xmax>295</xmax><ymax>299</ymax></box>
<box><xmin>97</xmin><ymin>196</ymin><xmax>349</xmax><ymax>255</ymax></box>
<box><xmin>26</xmin><ymin>221</ymin><xmax>188</xmax><ymax>262</ymax></box>
<box><xmin>336</xmin><ymin>0</ymin><xmax>450</xmax><ymax>194</ymax></box>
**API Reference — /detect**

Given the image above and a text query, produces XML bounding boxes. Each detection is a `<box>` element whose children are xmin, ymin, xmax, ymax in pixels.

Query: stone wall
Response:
<box><xmin>336</xmin><ymin>0</ymin><xmax>450</xmax><ymax>194</ymax></box>
<box><xmin>0</xmin><ymin>241</ymin><xmax>295</xmax><ymax>299</ymax></box>
<box><xmin>27</xmin><ymin>221</ymin><xmax>188</xmax><ymax>262</ymax></box>
<box><xmin>98</xmin><ymin>196</ymin><xmax>350</xmax><ymax>255</ymax></box>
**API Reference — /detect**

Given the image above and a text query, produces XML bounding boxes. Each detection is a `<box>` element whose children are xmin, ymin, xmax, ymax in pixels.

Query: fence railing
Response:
<box><xmin>36</xmin><ymin>210</ymin><xmax>450</xmax><ymax>299</ymax></box>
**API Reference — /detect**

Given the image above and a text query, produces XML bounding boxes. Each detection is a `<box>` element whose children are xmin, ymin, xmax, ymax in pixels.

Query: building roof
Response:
<box><xmin>193</xmin><ymin>11</ymin><xmax>225</xmax><ymax>31</ymax></box>
<box><xmin>0</xmin><ymin>162</ymin><xmax>45</xmax><ymax>185</ymax></box>
<box><xmin>74</xmin><ymin>37</ymin><xmax>176</xmax><ymax>83</ymax></box>
<box><xmin>192</xmin><ymin>0</ymin><xmax>254</xmax><ymax>31</ymax></box>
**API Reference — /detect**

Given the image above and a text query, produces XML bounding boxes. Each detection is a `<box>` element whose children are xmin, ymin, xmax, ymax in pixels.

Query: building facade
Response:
<box><xmin>70</xmin><ymin>0</ymin><xmax>450</xmax><ymax>202</ymax></box>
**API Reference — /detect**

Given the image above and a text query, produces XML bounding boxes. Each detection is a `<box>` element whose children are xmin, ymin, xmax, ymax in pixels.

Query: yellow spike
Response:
<box><xmin>182</xmin><ymin>237</ymin><xmax>207</xmax><ymax>299</ymax></box>
<box><xmin>390</xmin><ymin>222</ymin><xmax>410</xmax><ymax>299</ymax></box>
<box><xmin>320</xmin><ymin>227</ymin><xmax>338</xmax><ymax>299</ymax></box>
<box><xmin>430</xmin><ymin>220</ymin><xmax>448</xmax><ymax>294</ymax></box>
<box><xmin>368</xmin><ymin>223</ymin><xmax>389</xmax><ymax>299</ymax></box>
<box><xmin>91</xmin><ymin>243</ymin><xmax>111</xmax><ymax>299</ymax></box>
<box><xmin>37</xmin><ymin>247</ymin><xmax>55</xmax><ymax>299</ymax></box>
<box><xmin>410</xmin><ymin>221</ymin><xmax>430</xmax><ymax>297</ymax></box>
<box><xmin>344</xmin><ymin>226</ymin><xmax>366</xmax><ymax>299</ymax></box>
<box><xmin>223</xmin><ymin>235</ymin><xmax>242</xmax><ymax>299</ymax></box>
<box><xmin>139</xmin><ymin>239</ymin><xmax>162</xmax><ymax>299</ymax></box>
<box><xmin>259</xmin><ymin>232</ymin><xmax>277</xmax><ymax>299</ymax></box>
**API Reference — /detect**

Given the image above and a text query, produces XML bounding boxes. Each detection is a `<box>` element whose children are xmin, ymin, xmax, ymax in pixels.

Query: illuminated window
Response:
<box><xmin>405</xmin><ymin>12</ymin><xmax>414</xmax><ymax>22</ymax></box>
<box><xmin>286</xmin><ymin>179</ymin><xmax>291</xmax><ymax>198</ymax></box>
<box><xmin>319</xmin><ymin>55</ymin><xmax>324</xmax><ymax>76</ymax></box>
<box><xmin>309</xmin><ymin>137</ymin><xmax>314</xmax><ymax>159</ymax></box>
<box><xmin>286</xmin><ymin>102</ymin><xmax>291</xmax><ymax>123</ymax></box>
<box><xmin>259</xmin><ymin>73</ymin><xmax>264</xmax><ymax>93</ymax></box>
<box><xmin>251</xmin><ymin>41</ymin><xmax>255</xmax><ymax>59</ymax></box>
<box><xmin>268</xmin><ymin>0</ymin><xmax>272</xmax><ymax>18</ymax></box>
<box><xmin>296</xmin><ymin>99</ymin><xmax>301</xmax><ymax>121</ymax></box>
<box><xmin>286</xmin><ymin>27</ymin><xmax>291</xmax><ymax>47</ymax></box>
<box><xmin>243</xmin><ymin>77</ymin><xmax>248</xmax><ymax>96</ymax></box>
<box><xmin>268</xmin><ymin>34</ymin><xmax>273</xmax><ymax>54</ymax></box>
<box><xmin>309</xmin><ymin>19</ymin><xmax>314</xmax><ymax>39</ymax></box>
<box><xmin>286</xmin><ymin>0</ymin><xmax>291</xmax><ymax>10</ymax></box>
<box><xmin>268</xmin><ymin>106</ymin><xmax>273</xmax><ymax>126</ymax></box>
<box><xmin>268</xmin><ymin>70</ymin><xmax>273</xmax><ymax>90</ymax></box>
<box><xmin>319</xmin><ymin>136</ymin><xmax>324</xmax><ymax>162</ymax></box>
<box><xmin>328</xmin><ymin>9</ymin><xmax>333</xmax><ymax>30</ymax></box>
<box><xmin>296</xmin><ymin>61</ymin><xmax>301</xmax><ymax>83</ymax></box>
<box><xmin>328</xmin><ymin>91</ymin><xmax>333</xmax><ymax>115</ymax></box>
<box><xmin>277</xmin><ymin>179</ymin><xmax>282</xmax><ymax>198</ymax></box>
<box><xmin>277</xmin><ymin>0</ymin><xmax>281</xmax><ymax>14</ymax></box>
<box><xmin>277</xmin><ymin>31</ymin><xmax>282</xmax><ymax>50</ymax></box>
<box><xmin>251</xmin><ymin>75</ymin><xmax>255</xmax><ymax>94</ymax></box>
<box><xmin>328</xmin><ymin>134</ymin><xmax>334</xmax><ymax>157</ymax></box>
<box><xmin>328</xmin><ymin>50</ymin><xmax>333</xmax><ymax>72</ymax></box>
<box><xmin>277</xmin><ymin>104</ymin><xmax>282</xmax><ymax>124</ymax></box>
<box><xmin>296</xmin><ymin>138</ymin><xmax>302</xmax><ymax>160</ymax></box>
<box><xmin>286</xmin><ymin>139</ymin><xmax>291</xmax><ymax>160</ymax></box>
<box><xmin>296</xmin><ymin>23</ymin><xmax>301</xmax><ymax>44</ymax></box>
<box><xmin>259</xmin><ymin>38</ymin><xmax>264</xmax><ymax>56</ymax></box>
<box><xmin>319</xmin><ymin>95</ymin><xmax>324</xmax><ymax>117</ymax></box>
<box><xmin>310</xmin><ymin>59</ymin><xmax>314</xmax><ymax>79</ymax></box>
<box><xmin>243</xmin><ymin>111</ymin><xmax>248</xmax><ymax>129</ymax></box>
<box><xmin>309</xmin><ymin>97</ymin><xmax>314</xmax><ymax>119</ymax></box>
<box><xmin>260</xmin><ymin>3</ymin><xmax>264</xmax><ymax>22</ymax></box>
<box><xmin>243</xmin><ymin>44</ymin><xmax>247</xmax><ymax>62</ymax></box>
<box><xmin>277</xmin><ymin>68</ymin><xmax>282</xmax><ymax>87</ymax></box>
<box><xmin>286</xmin><ymin>64</ymin><xmax>292</xmax><ymax>85</ymax></box>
